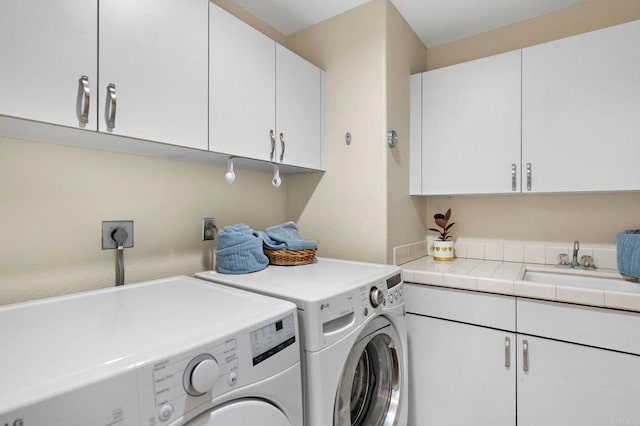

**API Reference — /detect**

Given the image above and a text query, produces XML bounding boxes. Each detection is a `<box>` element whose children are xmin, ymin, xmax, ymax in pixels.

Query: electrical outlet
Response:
<box><xmin>102</xmin><ymin>220</ymin><xmax>134</xmax><ymax>249</ymax></box>
<box><xmin>203</xmin><ymin>218</ymin><xmax>216</xmax><ymax>241</ymax></box>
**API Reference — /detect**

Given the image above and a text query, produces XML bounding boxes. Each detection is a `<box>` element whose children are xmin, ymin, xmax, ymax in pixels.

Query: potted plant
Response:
<box><xmin>428</xmin><ymin>208</ymin><xmax>455</xmax><ymax>261</ymax></box>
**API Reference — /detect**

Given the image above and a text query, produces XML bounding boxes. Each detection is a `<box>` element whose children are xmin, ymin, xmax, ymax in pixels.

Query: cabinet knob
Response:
<box><xmin>511</xmin><ymin>164</ymin><xmax>517</xmax><ymax>191</ymax></box>
<box><xmin>523</xmin><ymin>339</ymin><xmax>529</xmax><ymax>372</ymax></box>
<box><xmin>526</xmin><ymin>163</ymin><xmax>532</xmax><ymax>191</ymax></box>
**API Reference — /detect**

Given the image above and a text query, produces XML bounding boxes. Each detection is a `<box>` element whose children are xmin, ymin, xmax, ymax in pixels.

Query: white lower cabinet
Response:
<box><xmin>406</xmin><ymin>284</ymin><xmax>640</xmax><ymax>426</ymax></box>
<box><xmin>408</xmin><ymin>315</ymin><xmax>515</xmax><ymax>426</ymax></box>
<box><xmin>517</xmin><ymin>335</ymin><xmax>640</xmax><ymax>426</ymax></box>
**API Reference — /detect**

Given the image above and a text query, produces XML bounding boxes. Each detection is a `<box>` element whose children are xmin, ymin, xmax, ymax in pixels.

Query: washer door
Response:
<box><xmin>186</xmin><ymin>399</ymin><xmax>292</xmax><ymax>426</ymax></box>
<box><xmin>334</xmin><ymin>317</ymin><xmax>403</xmax><ymax>426</ymax></box>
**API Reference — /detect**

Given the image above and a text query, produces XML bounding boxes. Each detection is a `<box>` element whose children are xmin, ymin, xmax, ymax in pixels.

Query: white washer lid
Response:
<box><xmin>195</xmin><ymin>257</ymin><xmax>401</xmax><ymax>309</ymax></box>
<box><xmin>0</xmin><ymin>276</ymin><xmax>295</xmax><ymax>413</ymax></box>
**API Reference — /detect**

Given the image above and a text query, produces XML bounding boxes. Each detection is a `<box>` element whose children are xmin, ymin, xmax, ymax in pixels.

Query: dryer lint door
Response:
<box><xmin>185</xmin><ymin>399</ymin><xmax>293</xmax><ymax>426</ymax></box>
<box><xmin>334</xmin><ymin>317</ymin><xmax>404</xmax><ymax>426</ymax></box>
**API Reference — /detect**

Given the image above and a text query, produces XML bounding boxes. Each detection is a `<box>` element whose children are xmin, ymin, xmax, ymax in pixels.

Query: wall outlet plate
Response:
<box><xmin>203</xmin><ymin>218</ymin><xmax>216</xmax><ymax>241</ymax></box>
<box><xmin>102</xmin><ymin>220</ymin><xmax>134</xmax><ymax>249</ymax></box>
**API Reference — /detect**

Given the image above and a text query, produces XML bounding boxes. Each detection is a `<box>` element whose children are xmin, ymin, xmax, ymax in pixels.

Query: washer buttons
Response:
<box><xmin>228</xmin><ymin>372</ymin><xmax>238</xmax><ymax>386</ymax></box>
<box><xmin>363</xmin><ymin>307</ymin><xmax>369</xmax><ymax>317</ymax></box>
<box><xmin>395</xmin><ymin>290</ymin><xmax>400</xmax><ymax>299</ymax></box>
<box><xmin>159</xmin><ymin>404</ymin><xmax>173</xmax><ymax>421</ymax></box>
<box><xmin>389</xmin><ymin>294</ymin><xmax>394</xmax><ymax>303</ymax></box>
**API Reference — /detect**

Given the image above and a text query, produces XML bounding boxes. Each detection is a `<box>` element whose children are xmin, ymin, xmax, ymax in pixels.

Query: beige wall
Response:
<box><xmin>427</xmin><ymin>0</ymin><xmax>640</xmax><ymax>69</ymax></box>
<box><xmin>386</xmin><ymin>2</ymin><xmax>428</xmax><ymax>261</ymax></box>
<box><xmin>286</xmin><ymin>0</ymin><xmax>390</xmax><ymax>264</ymax></box>
<box><xmin>0</xmin><ymin>136</ymin><xmax>287</xmax><ymax>304</ymax></box>
<box><xmin>425</xmin><ymin>0</ymin><xmax>640</xmax><ymax>244</ymax></box>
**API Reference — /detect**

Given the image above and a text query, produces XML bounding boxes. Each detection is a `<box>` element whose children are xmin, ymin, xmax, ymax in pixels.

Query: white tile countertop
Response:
<box><xmin>402</xmin><ymin>256</ymin><xmax>640</xmax><ymax>312</ymax></box>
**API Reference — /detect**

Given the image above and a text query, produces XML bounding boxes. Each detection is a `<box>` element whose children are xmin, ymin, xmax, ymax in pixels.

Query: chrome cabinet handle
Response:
<box><xmin>106</xmin><ymin>83</ymin><xmax>117</xmax><ymax>129</ymax></box>
<box><xmin>511</xmin><ymin>164</ymin><xmax>517</xmax><ymax>191</ymax></box>
<box><xmin>505</xmin><ymin>336</ymin><xmax>511</xmax><ymax>368</ymax></box>
<box><xmin>78</xmin><ymin>75</ymin><xmax>90</xmax><ymax>124</ymax></box>
<box><xmin>523</xmin><ymin>339</ymin><xmax>529</xmax><ymax>372</ymax></box>
<box><xmin>526</xmin><ymin>163</ymin><xmax>532</xmax><ymax>191</ymax></box>
<box><xmin>279</xmin><ymin>132</ymin><xmax>285</xmax><ymax>162</ymax></box>
<box><xmin>270</xmin><ymin>129</ymin><xmax>276</xmax><ymax>161</ymax></box>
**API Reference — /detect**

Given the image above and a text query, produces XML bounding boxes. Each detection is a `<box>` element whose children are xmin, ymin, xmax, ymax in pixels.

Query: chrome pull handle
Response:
<box><xmin>78</xmin><ymin>75</ymin><xmax>90</xmax><ymax>124</ymax></box>
<box><xmin>505</xmin><ymin>336</ymin><xmax>511</xmax><ymax>368</ymax></box>
<box><xmin>106</xmin><ymin>83</ymin><xmax>117</xmax><ymax>129</ymax></box>
<box><xmin>526</xmin><ymin>163</ymin><xmax>532</xmax><ymax>191</ymax></box>
<box><xmin>270</xmin><ymin>129</ymin><xmax>276</xmax><ymax>161</ymax></box>
<box><xmin>523</xmin><ymin>339</ymin><xmax>529</xmax><ymax>372</ymax></box>
<box><xmin>511</xmin><ymin>164</ymin><xmax>517</xmax><ymax>191</ymax></box>
<box><xmin>279</xmin><ymin>132</ymin><xmax>285</xmax><ymax>162</ymax></box>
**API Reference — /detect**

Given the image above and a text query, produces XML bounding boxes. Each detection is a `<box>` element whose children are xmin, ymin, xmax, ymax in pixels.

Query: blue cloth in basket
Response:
<box><xmin>216</xmin><ymin>224</ymin><xmax>268</xmax><ymax>274</ymax></box>
<box><xmin>259</xmin><ymin>221</ymin><xmax>318</xmax><ymax>251</ymax></box>
<box><xmin>616</xmin><ymin>230</ymin><xmax>640</xmax><ymax>279</ymax></box>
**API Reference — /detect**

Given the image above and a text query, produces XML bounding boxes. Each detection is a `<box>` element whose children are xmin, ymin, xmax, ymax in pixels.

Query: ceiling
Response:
<box><xmin>232</xmin><ymin>0</ymin><xmax>589</xmax><ymax>47</ymax></box>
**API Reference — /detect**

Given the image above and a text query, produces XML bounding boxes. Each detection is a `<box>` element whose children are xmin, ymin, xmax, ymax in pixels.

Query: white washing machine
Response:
<box><xmin>0</xmin><ymin>276</ymin><xmax>303</xmax><ymax>426</ymax></box>
<box><xmin>196</xmin><ymin>258</ymin><xmax>408</xmax><ymax>426</ymax></box>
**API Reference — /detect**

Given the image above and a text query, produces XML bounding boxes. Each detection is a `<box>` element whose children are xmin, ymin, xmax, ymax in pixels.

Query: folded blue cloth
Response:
<box><xmin>216</xmin><ymin>224</ymin><xmax>268</xmax><ymax>274</ymax></box>
<box><xmin>259</xmin><ymin>221</ymin><xmax>318</xmax><ymax>250</ymax></box>
<box><xmin>617</xmin><ymin>230</ymin><xmax>640</xmax><ymax>279</ymax></box>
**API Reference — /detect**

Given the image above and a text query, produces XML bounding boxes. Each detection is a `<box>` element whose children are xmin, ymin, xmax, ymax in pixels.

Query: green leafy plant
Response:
<box><xmin>428</xmin><ymin>208</ymin><xmax>455</xmax><ymax>241</ymax></box>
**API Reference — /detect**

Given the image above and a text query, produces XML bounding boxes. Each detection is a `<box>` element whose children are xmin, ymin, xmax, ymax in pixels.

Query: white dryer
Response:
<box><xmin>196</xmin><ymin>258</ymin><xmax>408</xmax><ymax>426</ymax></box>
<box><xmin>0</xmin><ymin>276</ymin><xmax>303</xmax><ymax>426</ymax></box>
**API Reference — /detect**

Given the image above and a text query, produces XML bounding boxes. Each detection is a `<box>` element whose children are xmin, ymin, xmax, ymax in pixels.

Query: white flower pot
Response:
<box><xmin>433</xmin><ymin>240</ymin><xmax>454</xmax><ymax>261</ymax></box>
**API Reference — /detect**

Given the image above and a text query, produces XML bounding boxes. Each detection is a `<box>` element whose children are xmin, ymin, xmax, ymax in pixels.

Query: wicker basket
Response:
<box><xmin>264</xmin><ymin>248</ymin><xmax>317</xmax><ymax>266</ymax></box>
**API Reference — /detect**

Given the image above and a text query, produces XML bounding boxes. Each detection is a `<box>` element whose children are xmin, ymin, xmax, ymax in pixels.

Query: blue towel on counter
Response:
<box><xmin>259</xmin><ymin>221</ymin><xmax>318</xmax><ymax>250</ymax></box>
<box><xmin>617</xmin><ymin>230</ymin><xmax>640</xmax><ymax>279</ymax></box>
<box><xmin>216</xmin><ymin>224</ymin><xmax>268</xmax><ymax>274</ymax></box>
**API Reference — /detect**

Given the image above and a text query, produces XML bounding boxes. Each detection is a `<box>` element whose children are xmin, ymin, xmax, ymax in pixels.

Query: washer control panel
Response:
<box><xmin>137</xmin><ymin>338</ymin><xmax>238</xmax><ymax>425</ymax></box>
<box><xmin>364</xmin><ymin>273</ymin><xmax>403</xmax><ymax>311</ymax></box>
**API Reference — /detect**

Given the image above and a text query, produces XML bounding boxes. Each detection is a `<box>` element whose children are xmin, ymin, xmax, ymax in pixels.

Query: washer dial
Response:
<box><xmin>183</xmin><ymin>354</ymin><xmax>220</xmax><ymax>396</ymax></box>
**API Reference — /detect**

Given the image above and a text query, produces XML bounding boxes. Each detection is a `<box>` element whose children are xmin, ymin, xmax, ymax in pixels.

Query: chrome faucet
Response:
<box><xmin>571</xmin><ymin>241</ymin><xmax>580</xmax><ymax>268</ymax></box>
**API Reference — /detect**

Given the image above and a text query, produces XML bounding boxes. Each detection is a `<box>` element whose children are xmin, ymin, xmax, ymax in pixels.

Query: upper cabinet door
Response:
<box><xmin>0</xmin><ymin>0</ymin><xmax>97</xmax><ymax>130</ymax></box>
<box><xmin>99</xmin><ymin>0</ymin><xmax>208</xmax><ymax>150</ymax></box>
<box><xmin>522</xmin><ymin>20</ymin><xmax>640</xmax><ymax>193</ymax></box>
<box><xmin>421</xmin><ymin>50</ymin><xmax>522</xmax><ymax>195</ymax></box>
<box><xmin>276</xmin><ymin>45</ymin><xmax>323</xmax><ymax>170</ymax></box>
<box><xmin>210</xmin><ymin>4</ymin><xmax>276</xmax><ymax>162</ymax></box>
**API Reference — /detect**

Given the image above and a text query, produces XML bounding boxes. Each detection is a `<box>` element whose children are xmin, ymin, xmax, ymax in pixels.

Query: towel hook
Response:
<box><xmin>225</xmin><ymin>158</ymin><xmax>236</xmax><ymax>184</ymax></box>
<box><xmin>272</xmin><ymin>164</ymin><xmax>281</xmax><ymax>188</ymax></box>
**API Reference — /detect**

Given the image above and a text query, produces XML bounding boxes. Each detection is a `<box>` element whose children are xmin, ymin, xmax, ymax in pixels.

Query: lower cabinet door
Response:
<box><xmin>408</xmin><ymin>314</ymin><xmax>515</xmax><ymax>426</ymax></box>
<box><xmin>517</xmin><ymin>335</ymin><xmax>640</xmax><ymax>426</ymax></box>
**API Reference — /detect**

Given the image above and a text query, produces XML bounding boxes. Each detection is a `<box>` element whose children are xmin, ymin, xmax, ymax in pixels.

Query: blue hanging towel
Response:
<box><xmin>216</xmin><ymin>224</ymin><xmax>268</xmax><ymax>274</ymax></box>
<box><xmin>259</xmin><ymin>221</ymin><xmax>318</xmax><ymax>250</ymax></box>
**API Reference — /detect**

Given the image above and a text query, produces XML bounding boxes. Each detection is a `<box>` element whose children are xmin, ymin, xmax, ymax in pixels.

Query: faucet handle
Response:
<box><xmin>573</xmin><ymin>240</ymin><xmax>580</xmax><ymax>251</ymax></box>
<box><xmin>580</xmin><ymin>255</ymin><xmax>595</xmax><ymax>268</ymax></box>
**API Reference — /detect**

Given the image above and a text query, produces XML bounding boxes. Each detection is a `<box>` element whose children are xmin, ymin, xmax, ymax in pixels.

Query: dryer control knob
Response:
<box><xmin>190</xmin><ymin>358</ymin><xmax>220</xmax><ymax>394</ymax></box>
<box><xmin>370</xmin><ymin>287</ymin><xmax>384</xmax><ymax>308</ymax></box>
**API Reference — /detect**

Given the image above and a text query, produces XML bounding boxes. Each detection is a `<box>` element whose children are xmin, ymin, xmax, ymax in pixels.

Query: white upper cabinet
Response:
<box><xmin>0</xmin><ymin>0</ymin><xmax>98</xmax><ymax>130</ymax></box>
<box><xmin>421</xmin><ymin>50</ymin><xmax>522</xmax><ymax>195</ymax></box>
<box><xmin>210</xmin><ymin>4</ymin><xmax>276</xmax><ymax>162</ymax></box>
<box><xmin>276</xmin><ymin>45</ymin><xmax>323</xmax><ymax>170</ymax></box>
<box><xmin>99</xmin><ymin>0</ymin><xmax>208</xmax><ymax>150</ymax></box>
<box><xmin>522</xmin><ymin>20</ymin><xmax>640</xmax><ymax>193</ymax></box>
<box><xmin>210</xmin><ymin>4</ymin><xmax>324</xmax><ymax>170</ymax></box>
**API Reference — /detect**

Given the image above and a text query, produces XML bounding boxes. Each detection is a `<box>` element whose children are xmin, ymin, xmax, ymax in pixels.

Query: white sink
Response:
<box><xmin>523</xmin><ymin>270</ymin><xmax>640</xmax><ymax>293</ymax></box>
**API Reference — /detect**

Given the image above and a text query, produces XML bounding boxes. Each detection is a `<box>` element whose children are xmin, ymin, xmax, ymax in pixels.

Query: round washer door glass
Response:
<box><xmin>334</xmin><ymin>318</ymin><xmax>403</xmax><ymax>426</ymax></box>
<box><xmin>185</xmin><ymin>399</ymin><xmax>292</xmax><ymax>426</ymax></box>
